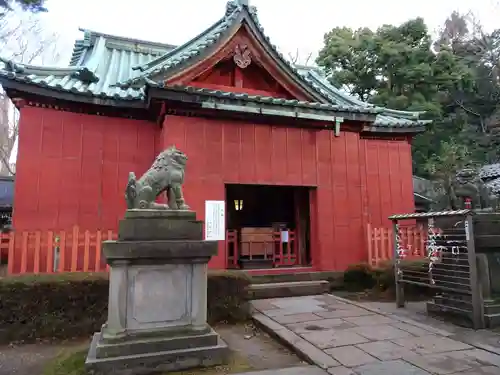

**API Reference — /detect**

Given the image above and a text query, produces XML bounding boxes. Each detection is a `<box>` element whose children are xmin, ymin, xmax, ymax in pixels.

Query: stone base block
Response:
<box><xmin>118</xmin><ymin>209</ymin><xmax>202</xmax><ymax>241</ymax></box>
<box><xmin>85</xmin><ymin>328</ymin><xmax>230</xmax><ymax>375</ymax></box>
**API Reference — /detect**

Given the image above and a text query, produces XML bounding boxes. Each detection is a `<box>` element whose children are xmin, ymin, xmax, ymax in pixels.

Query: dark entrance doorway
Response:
<box><xmin>225</xmin><ymin>184</ymin><xmax>311</xmax><ymax>269</ymax></box>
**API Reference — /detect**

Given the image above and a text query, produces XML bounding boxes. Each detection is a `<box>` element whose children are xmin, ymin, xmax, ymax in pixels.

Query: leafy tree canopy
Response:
<box><xmin>0</xmin><ymin>0</ymin><xmax>46</xmax><ymax>13</ymax></box>
<box><xmin>317</xmin><ymin>14</ymin><xmax>500</xmax><ymax>178</ymax></box>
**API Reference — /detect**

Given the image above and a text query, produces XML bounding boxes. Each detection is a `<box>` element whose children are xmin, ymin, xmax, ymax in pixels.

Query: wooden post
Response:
<box><xmin>33</xmin><ymin>231</ymin><xmax>41</xmax><ymax>274</ymax></box>
<box><xmin>20</xmin><ymin>232</ymin><xmax>28</xmax><ymax>273</ymax></box>
<box><xmin>58</xmin><ymin>231</ymin><xmax>66</xmax><ymax>272</ymax></box>
<box><xmin>7</xmin><ymin>232</ymin><xmax>15</xmax><ymax>275</ymax></box>
<box><xmin>366</xmin><ymin>223</ymin><xmax>373</xmax><ymax>266</ymax></box>
<box><xmin>465</xmin><ymin>214</ymin><xmax>485</xmax><ymax>329</ymax></box>
<box><xmin>95</xmin><ymin>230</ymin><xmax>102</xmax><ymax>272</ymax></box>
<box><xmin>392</xmin><ymin>220</ymin><xmax>405</xmax><ymax>308</ymax></box>
<box><xmin>83</xmin><ymin>230</ymin><xmax>90</xmax><ymax>272</ymax></box>
<box><xmin>46</xmin><ymin>231</ymin><xmax>54</xmax><ymax>273</ymax></box>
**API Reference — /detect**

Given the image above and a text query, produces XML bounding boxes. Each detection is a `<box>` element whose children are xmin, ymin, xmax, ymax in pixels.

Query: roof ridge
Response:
<box><xmin>115</xmin><ymin>3</ymin><xmax>245</xmax><ymax>88</ymax></box>
<box><xmin>78</xmin><ymin>28</ymin><xmax>177</xmax><ymax>50</ymax></box>
<box><xmin>0</xmin><ymin>56</ymin><xmax>100</xmax><ymax>84</ymax></box>
<box><xmin>0</xmin><ymin>56</ymin><xmax>80</xmax><ymax>73</ymax></box>
<box><xmin>130</xmin><ymin>17</ymin><xmax>229</xmax><ymax>75</ymax></box>
<box><xmin>69</xmin><ymin>28</ymin><xmax>177</xmax><ymax>67</ymax></box>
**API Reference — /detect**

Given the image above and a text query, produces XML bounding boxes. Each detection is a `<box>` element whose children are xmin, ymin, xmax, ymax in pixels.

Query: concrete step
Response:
<box><xmin>250</xmin><ymin>271</ymin><xmax>339</xmax><ymax>284</ymax></box>
<box><xmin>247</xmin><ymin>280</ymin><xmax>329</xmax><ymax>300</ymax></box>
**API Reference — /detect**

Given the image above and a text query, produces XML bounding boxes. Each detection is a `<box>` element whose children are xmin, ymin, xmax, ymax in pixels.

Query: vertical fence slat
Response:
<box><xmin>373</xmin><ymin>228</ymin><xmax>380</xmax><ymax>265</ymax></box>
<box><xmin>71</xmin><ymin>226</ymin><xmax>79</xmax><ymax>272</ymax></box>
<box><xmin>385</xmin><ymin>227</ymin><xmax>392</xmax><ymax>261</ymax></box>
<box><xmin>33</xmin><ymin>231</ymin><xmax>41</xmax><ymax>274</ymax></box>
<box><xmin>106</xmin><ymin>230</ymin><xmax>113</xmax><ymax>271</ymax></box>
<box><xmin>367</xmin><ymin>224</ymin><xmax>373</xmax><ymax>266</ymax></box>
<box><xmin>83</xmin><ymin>230</ymin><xmax>90</xmax><ymax>272</ymax></box>
<box><xmin>20</xmin><ymin>232</ymin><xmax>28</xmax><ymax>273</ymax></box>
<box><xmin>58</xmin><ymin>231</ymin><xmax>66</xmax><ymax>272</ymax></box>
<box><xmin>95</xmin><ymin>230</ymin><xmax>102</xmax><ymax>272</ymax></box>
<box><xmin>46</xmin><ymin>231</ymin><xmax>54</xmax><ymax>273</ymax></box>
<box><xmin>420</xmin><ymin>225</ymin><xmax>426</xmax><ymax>257</ymax></box>
<box><xmin>7</xmin><ymin>232</ymin><xmax>14</xmax><ymax>275</ymax></box>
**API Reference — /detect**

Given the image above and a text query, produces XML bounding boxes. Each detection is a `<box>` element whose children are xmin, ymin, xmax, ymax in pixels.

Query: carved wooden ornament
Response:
<box><xmin>233</xmin><ymin>44</ymin><xmax>251</xmax><ymax>69</ymax></box>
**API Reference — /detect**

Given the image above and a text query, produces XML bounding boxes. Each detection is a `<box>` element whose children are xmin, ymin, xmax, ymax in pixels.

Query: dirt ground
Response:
<box><xmin>0</xmin><ymin>323</ymin><xmax>303</xmax><ymax>375</ymax></box>
<box><xmin>216</xmin><ymin>323</ymin><xmax>304</xmax><ymax>371</ymax></box>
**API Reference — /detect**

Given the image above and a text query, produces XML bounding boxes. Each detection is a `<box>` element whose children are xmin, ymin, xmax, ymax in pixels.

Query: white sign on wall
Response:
<box><xmin>205</xmin><ymin>200</ymin><xmax>225</xmax><ymax>241</ymax></box>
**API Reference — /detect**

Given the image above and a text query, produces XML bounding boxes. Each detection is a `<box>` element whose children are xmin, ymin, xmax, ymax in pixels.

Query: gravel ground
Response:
<box><xmin>0</xmin><ymin>324</ymin><xmax>303</xmax><ymax>375</ymax></box>
<box><xmin>0</xmin><ymin>341</ymin><xmax>85</xmax><ymax>375</ymax></box>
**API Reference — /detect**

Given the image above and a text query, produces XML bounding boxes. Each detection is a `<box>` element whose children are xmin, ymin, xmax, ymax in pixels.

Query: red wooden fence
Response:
<box><xmin>2</xmin><ymin>226</ymin><xmax>116</xmax><ymax>275</ymax></box>
<box><xmin>366</xmin><ymin>223</ymin><xmax>427</xmax><ymax>266</ymax></box>
<box><xmin>2</xmin><ymin>224</ymin><xmax>428</xmax><ymax>275</ymax></box>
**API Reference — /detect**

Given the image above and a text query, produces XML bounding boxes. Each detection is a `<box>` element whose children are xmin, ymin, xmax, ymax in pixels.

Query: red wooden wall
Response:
<box><xmin>363</xmin><ymin>138</ymin><xmax>415</xmax><ymax>227</ymax></box>
<box><xmin>13</xmin><ymin>107</ymin><xmax>158</xmax><ymax>231</ymax></box>
<box><xmin>13</xmin><ymin>107</ymin><xmax>414</xmax><ymax>272</ymax></box>
<box><xmin>161</xmin><ymin>116</ymin><xmax>415</xmax><ymax>271</ymax></box>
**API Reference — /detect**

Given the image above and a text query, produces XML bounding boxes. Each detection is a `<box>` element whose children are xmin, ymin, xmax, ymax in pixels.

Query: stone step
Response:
<box><xmin>485</xmin><ymin>313</ymin><xmax>500</xmax><ymax>328</ymax></box>
<box><xmin>86</xmin><ymin>333</ymin><xmax>229</xmax><ymax>374</ymax></box>
<box><xmin>250</xmin><ymin>271</ymin><xmax>339</xmax><ymax>284</ymax></box>
<box><xmin>247</xmin><ymin>280</ymin><xmax>329</xmax><ymax>300</ymax></box>
<box><xmin>432</xmin><ymin>295</ymin><xmax>500</xmax><ymax>315</ymax></box>
<box><xmin>426</xmin><ymin>300</ymin><xmax>473</xmax><ymax>328</ymax></box>
<box><xmin>432</xmin><ymin>295</ymin><xmax>471</xmax><ymax>311</ymax></box>
<box><xmin>237</xmin><ymin>365</ymin><xmax>327</xmax><ymax>375</ymax></box>
<box><xmin>484</xmin><ymin>302</ymin><xmax>500</xmax><ymax>315</ymax></box>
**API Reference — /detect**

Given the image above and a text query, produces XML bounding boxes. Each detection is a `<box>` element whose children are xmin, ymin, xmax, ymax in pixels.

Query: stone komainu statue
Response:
<box><xmin>453</xmin><ymin>168</ymin><xmax>498</xmax><ymax>211</ymax></box>
<box><xmin>125</xmin><ymin>146</ymin><xmax>190</xmax><ymax>210</ymax></box>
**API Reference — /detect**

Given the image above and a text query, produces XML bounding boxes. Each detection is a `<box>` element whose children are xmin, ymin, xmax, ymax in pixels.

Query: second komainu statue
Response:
<box><xmin>125</xmin><ymin>145</ymin><xmax>190</xmax><ymax>210</ymax></box>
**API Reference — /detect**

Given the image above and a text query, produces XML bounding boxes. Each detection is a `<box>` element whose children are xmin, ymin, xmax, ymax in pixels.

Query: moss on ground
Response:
<box><xmin>42</xmin><ymin>345</ymin><xmax>252</xmax><ymax>375</ymax></box>
<box><xmin>41</xmin><ymin>346</ymin><xmax>88</xmax><ymax>375</ymax></box>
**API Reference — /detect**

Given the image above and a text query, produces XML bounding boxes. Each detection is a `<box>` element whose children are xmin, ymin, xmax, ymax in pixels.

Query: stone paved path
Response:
<box><xmin>251</xmin><ymin>295</ymin><xmax>500</xmax><ymax>375</ymax></box>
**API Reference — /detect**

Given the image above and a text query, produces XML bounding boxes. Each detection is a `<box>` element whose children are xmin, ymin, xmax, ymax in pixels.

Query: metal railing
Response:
<box><xmin>389</xmin><ymin>210</ymin><xmax>485</xmax><ymax>329</ymax></box>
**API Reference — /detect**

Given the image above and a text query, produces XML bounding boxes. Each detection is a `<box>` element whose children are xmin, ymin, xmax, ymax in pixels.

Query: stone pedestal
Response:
<box><xmin>85</xmin><ymin>210</ymin><xmax>229</xmax><ymax>375</ymax></box>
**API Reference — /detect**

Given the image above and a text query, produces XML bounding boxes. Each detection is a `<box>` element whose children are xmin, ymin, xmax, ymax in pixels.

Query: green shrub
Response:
<box><xmin>341</xmin><ymin>259</ymin><xmax>433</xmax><ymax>300</ymax></box>
<box><xmin>0</xmin><ymin>270</ymin><xmax>251</xmax><ymax>344</ymax></box>
<box><xmin>371</xmin><ymin>260</ymin><xmax>394</xmax><ymax>291</ymax></box>
<box><xmin>207</xmin><ymin>270</ymin><xmax>251</xmax><ymax>323</ymax></box>
<box><xmin>342</xmin><ymin>263</ymin><xmax>376</xmax><ymax>291</ymax></box>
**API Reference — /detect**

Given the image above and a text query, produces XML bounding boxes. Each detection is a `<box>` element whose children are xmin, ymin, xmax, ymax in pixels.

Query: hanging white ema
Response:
<box><xmin>334</xmin><ymin>117</ymin><xmax>344</xmax><ymax>137</ymax></box>
<box><xmin>205</xmin><ymin>200</ymin><xmax>225</xmax><ymax>241</ymax></box>
<box><xmin>280</xmin><ymin>230</ymin><xmax>289</xmax><ymax>243</ymax></box>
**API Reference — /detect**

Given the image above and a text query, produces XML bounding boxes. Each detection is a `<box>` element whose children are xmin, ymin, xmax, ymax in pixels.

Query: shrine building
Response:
<box><xmin>0</xmin><ymin>0</ymin><xmax>429</xmax><ymax>273</ymax></box>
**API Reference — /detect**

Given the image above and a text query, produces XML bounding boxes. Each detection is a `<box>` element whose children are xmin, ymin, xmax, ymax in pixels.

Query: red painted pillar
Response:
<box><xmin>309</xmin><ymin>188</ymin><xmax>320</xmax><ymax>270</ymax></box>
<box><xmin>161</xmin><ymin>115</ymin><xmax>227</xmax><ymax>270</ymax></box>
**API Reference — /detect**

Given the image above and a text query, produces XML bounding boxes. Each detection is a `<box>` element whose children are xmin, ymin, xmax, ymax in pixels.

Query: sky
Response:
<box><xmin>40</xmin><ymin>0</ymin><xmax>500</xmax><ymax>66</ymax></box>
<box><xmin>6</xmin><ymin>0</ymin><xmax>500</xmax><ymax>165</ymax></box>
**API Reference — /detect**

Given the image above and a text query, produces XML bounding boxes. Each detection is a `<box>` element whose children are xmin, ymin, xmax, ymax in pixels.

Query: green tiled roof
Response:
<box><xmin>0</xmin><ymin>0</ymin><xmax>429</xmax><ymax>130</ymax></box>
<box><xmin>0</xmin><ymin>29</ymin><xmax>176</xmax><ymax>101</ymax></box>
<box><xmin>119</xmin><ymin>1</ymin><xmax>326</xmax><ymax>103</ymax></box>
<box><xmin>295</xmin><ymin>66</ymin><xmax>431</xmax><ymax>128</ymax></box>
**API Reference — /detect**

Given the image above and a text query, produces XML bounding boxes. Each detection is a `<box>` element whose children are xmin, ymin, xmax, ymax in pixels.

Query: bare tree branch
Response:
<box><xmin>287</xmin><ymin>48</ymin><xmax>314</xmax><ymax>66</ymax></box>
<box><xmin>0</xmin><ymin>8</ymin><xmax>60</xmax><ymax>176</ymax></box>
